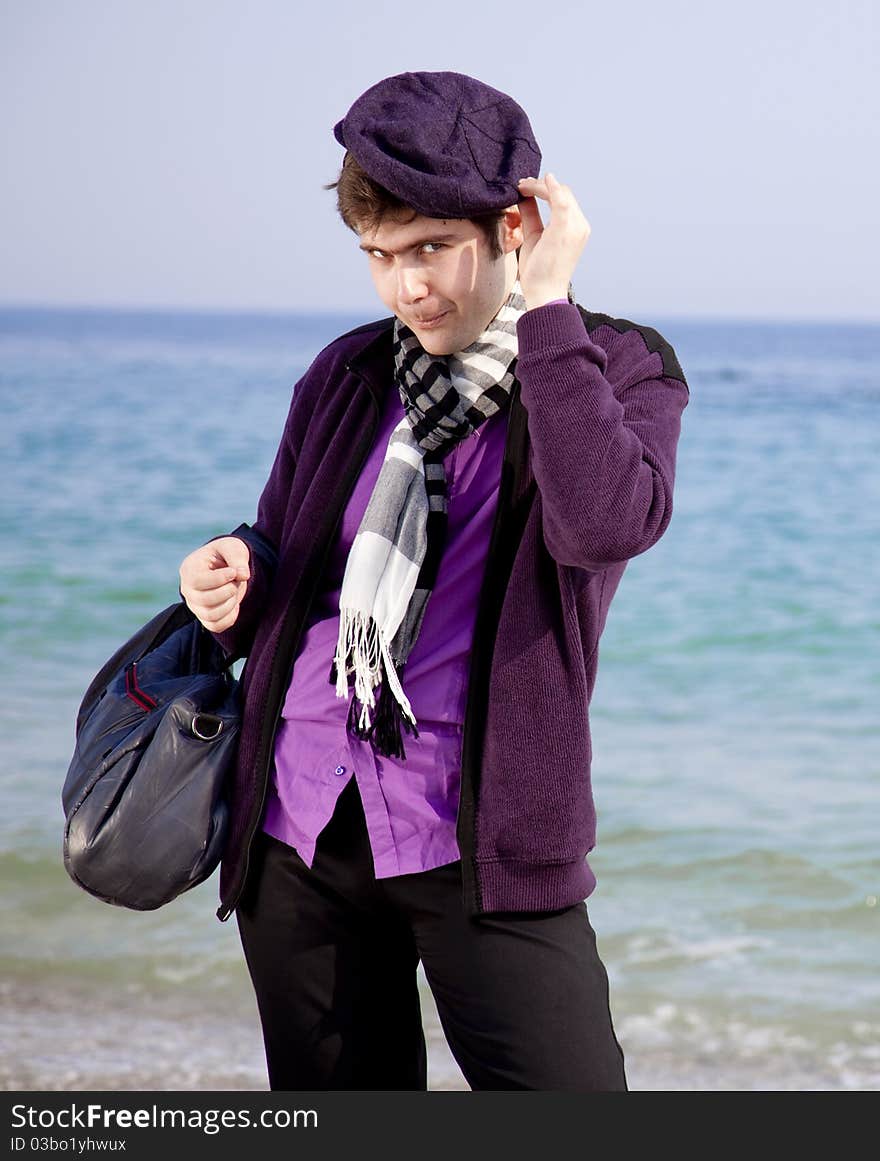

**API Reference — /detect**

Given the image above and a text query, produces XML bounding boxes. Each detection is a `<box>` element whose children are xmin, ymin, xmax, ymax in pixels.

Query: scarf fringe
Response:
<box><xmin>334</xmin><ymin>608</ymin><xmax>418</xmax><ymax>756</ymax></box>
<box><xmin>333</xmin><ymin>608</ymin><xmax>381</xmax><ymax>726</ymax></box>
<box><xmin>345</xmin><ymin>669</ymin><xmax>420</xmax><ymax>759</ymax></box>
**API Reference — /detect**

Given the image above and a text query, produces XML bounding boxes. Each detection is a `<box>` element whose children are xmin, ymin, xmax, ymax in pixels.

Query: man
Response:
<box><xmin>179</xmin><ymin>71</ymin><xmax>689</xmax><ymax>1091</ymax></box>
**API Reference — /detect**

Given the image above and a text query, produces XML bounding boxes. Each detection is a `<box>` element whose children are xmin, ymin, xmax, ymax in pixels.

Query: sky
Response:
<box><xmin>2</xmin><ymin>0</ymin><xmax>878</xmax><ymax>322</ymax></box>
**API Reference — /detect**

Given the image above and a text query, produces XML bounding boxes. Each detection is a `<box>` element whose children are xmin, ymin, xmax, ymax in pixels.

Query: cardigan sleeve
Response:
<box><xmin>515</xmin><ymin>302</ymin><xmax>689</xmax><ymax>573</ymax></box>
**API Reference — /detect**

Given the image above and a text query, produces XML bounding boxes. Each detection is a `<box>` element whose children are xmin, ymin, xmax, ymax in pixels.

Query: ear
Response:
<box><xmin>499</xmin><ymin>205</ymin><xmax>524</xmax><ymax>254</ymax></box>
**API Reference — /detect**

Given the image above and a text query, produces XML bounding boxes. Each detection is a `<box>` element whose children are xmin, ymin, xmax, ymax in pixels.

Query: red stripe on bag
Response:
<box><xmin>125</xmin><ymin>663</ymin><xmax>158</xmax><ymax>711</ymax></box>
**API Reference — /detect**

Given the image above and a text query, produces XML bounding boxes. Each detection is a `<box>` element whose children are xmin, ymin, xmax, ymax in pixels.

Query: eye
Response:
<box><xmin>366</xmin><ymin>248</ymin><xmax>388</xmax><ymax>260</ymax></box>
<box><xmin>421</xmin><ymin>242</ymin><xmax>444</xmax><ymax>254</ymax></box>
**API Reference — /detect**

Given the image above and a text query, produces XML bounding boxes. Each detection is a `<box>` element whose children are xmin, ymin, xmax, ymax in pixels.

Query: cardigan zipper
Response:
<box><xmin>216</xmin><ymin>373</ymin><xmax>380</xmax><ymax>921</ymax></box>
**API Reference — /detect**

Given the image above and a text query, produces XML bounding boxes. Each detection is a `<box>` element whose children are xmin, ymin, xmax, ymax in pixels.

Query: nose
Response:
<box><xmin>396</xmin><ymin>263</ymin><xmax>428</xmax><ymax>304</ymax></box>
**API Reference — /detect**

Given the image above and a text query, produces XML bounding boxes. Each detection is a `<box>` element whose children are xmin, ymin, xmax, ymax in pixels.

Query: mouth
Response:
<box><xmin>412</xmin><ymin>311</ymin><xmax>448</xmax><ymax>329</ymax></box>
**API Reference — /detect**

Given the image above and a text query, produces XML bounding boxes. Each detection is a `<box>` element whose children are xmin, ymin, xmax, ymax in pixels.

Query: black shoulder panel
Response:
<box><xmin>576</xmin><ymin>306</ymin><xmax>687</xmax><ymax>386</ymax></box>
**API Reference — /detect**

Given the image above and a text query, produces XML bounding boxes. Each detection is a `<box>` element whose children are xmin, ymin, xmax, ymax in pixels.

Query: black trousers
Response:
<box><xmin>236</xmin><ymin>776</ymin><xmax>627</xmax><ymax>1091</ymax></box>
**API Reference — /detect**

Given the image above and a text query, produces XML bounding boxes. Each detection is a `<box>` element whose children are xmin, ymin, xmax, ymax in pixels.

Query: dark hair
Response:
<box><xmin>325</xmin><ymin>152</ymin><xmax>505</xmax><ymax>259</ymax></box>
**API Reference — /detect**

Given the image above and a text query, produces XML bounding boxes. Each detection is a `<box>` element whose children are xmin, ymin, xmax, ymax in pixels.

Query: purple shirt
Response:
<box><xmin>262</xmin><ymin>369</ymin><xmax>509</xmax><ymax>876</ymax></box>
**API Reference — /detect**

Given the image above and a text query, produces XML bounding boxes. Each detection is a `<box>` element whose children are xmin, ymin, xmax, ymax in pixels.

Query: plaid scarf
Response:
<box><xmin>329</xmin><ymin>280</ymin><xmax>527</xmax><ymax>758</ymax></box>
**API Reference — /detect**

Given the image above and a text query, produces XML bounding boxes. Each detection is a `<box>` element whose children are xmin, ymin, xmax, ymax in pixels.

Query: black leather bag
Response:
<box><xmin>62</xmin><ymin>601</ymin><xmax>240</xmax><ymax>911</ymax></box>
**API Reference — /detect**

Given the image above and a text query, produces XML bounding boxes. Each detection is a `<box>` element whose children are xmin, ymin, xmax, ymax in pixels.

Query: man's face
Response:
<box><xmin>357</xmin><ymin>210</ymin><xmax>522</xmax><ymax>355</ymax></box>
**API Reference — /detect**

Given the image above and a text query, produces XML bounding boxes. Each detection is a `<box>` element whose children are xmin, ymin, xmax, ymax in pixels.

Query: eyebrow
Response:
<box><xmin>358</xmin><ymin>231</ymin><xmax>461</xmax><ymax>255</ymax></box>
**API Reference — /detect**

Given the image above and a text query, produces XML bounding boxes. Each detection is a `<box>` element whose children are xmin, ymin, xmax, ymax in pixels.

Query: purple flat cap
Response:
<box><xmin>333</xmin><ymin>71</ymin><xmax>542</xmax><ymax>219</ymax></box>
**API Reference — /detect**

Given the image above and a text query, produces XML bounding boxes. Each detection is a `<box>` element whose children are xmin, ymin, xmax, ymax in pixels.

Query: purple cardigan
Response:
<box><xmin>212</xmin><ymin>302</ymin><xmax>689</xmax><ymax>920</ymax></box>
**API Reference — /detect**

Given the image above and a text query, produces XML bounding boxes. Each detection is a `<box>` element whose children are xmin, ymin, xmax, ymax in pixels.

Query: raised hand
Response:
<box><xmin>516</xmin><ymin>173</ymin><xmax>591</xmax><ymax>311</ymax></box>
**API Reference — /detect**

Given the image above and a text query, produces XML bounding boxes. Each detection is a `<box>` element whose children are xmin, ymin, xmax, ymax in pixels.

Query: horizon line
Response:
<box><xmin>0</xmin><ymin>299</ymin><xmax>878</xmax><ymax>328</ymax></box>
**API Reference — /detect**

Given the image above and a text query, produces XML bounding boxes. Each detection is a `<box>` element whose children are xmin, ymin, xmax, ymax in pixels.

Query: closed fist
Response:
<box><xmin>179</xmin><ymin>536</ymin><xmax>250</xmax><ymax>633</ymax></box>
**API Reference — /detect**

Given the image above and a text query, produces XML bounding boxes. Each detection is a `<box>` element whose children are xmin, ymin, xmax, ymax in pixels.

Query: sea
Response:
<box><xmin>1</xmin><ymin>305</ymin><xmax>878</xmax><ymax>1092</ymax></box>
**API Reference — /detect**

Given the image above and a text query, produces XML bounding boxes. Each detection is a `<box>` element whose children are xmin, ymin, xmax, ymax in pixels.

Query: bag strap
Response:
<box><xmin>75</xmin><ymin>602</ymin><xmax>196</xmax><ymax>731</ymax></box>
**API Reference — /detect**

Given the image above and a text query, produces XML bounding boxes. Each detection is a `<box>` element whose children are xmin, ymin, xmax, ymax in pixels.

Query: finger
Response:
<box><xmin>210</xmin><ymin>555</ymin><xmax>249</xmax><ymax>581</ymax></box>
<box><xmin>197</xmin><ymin>581</ymin><xmax>241</xmax><ymax>610</ymax></box>
<box><xmin>544</xmin><ymin>175</ymin><xmax>589</xmax><ymax>230</ymax></box>
<box><xmin>211</xmin><ymin>537</ymin><xmax>251</xmax><ymax>577</ymax></box>
<box><xmin>519</xmin><ymin>173</ymin><xmax>568</xmax><ymax>200</ymax></box>
<box><xmin>517</xmin><ymin>176</ymin><xmax>551</xmax><ymax>203</ymax></box>
<box><xmin>203</xmin><ymin>603</ymin><xmax>240</xmax><ymax>633</ymax></box>
<box><xmin>183</xmin><ymin>565</ymin><xmax>242</xmax><ymax>593</ymax></box>
<box><xmin>542</xmin><ymin>174</ymin><xmax>578</xmax><ymax>218</ymax></box>
<box><xmin>196</xmin><ymin>593</ymin><xmax>240</xmax><ymax>628</ymax></box>
<box><xmin>517</xmin><ymin>195</ymin><xmax>545</xmax><ymax>243</ymax></box>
